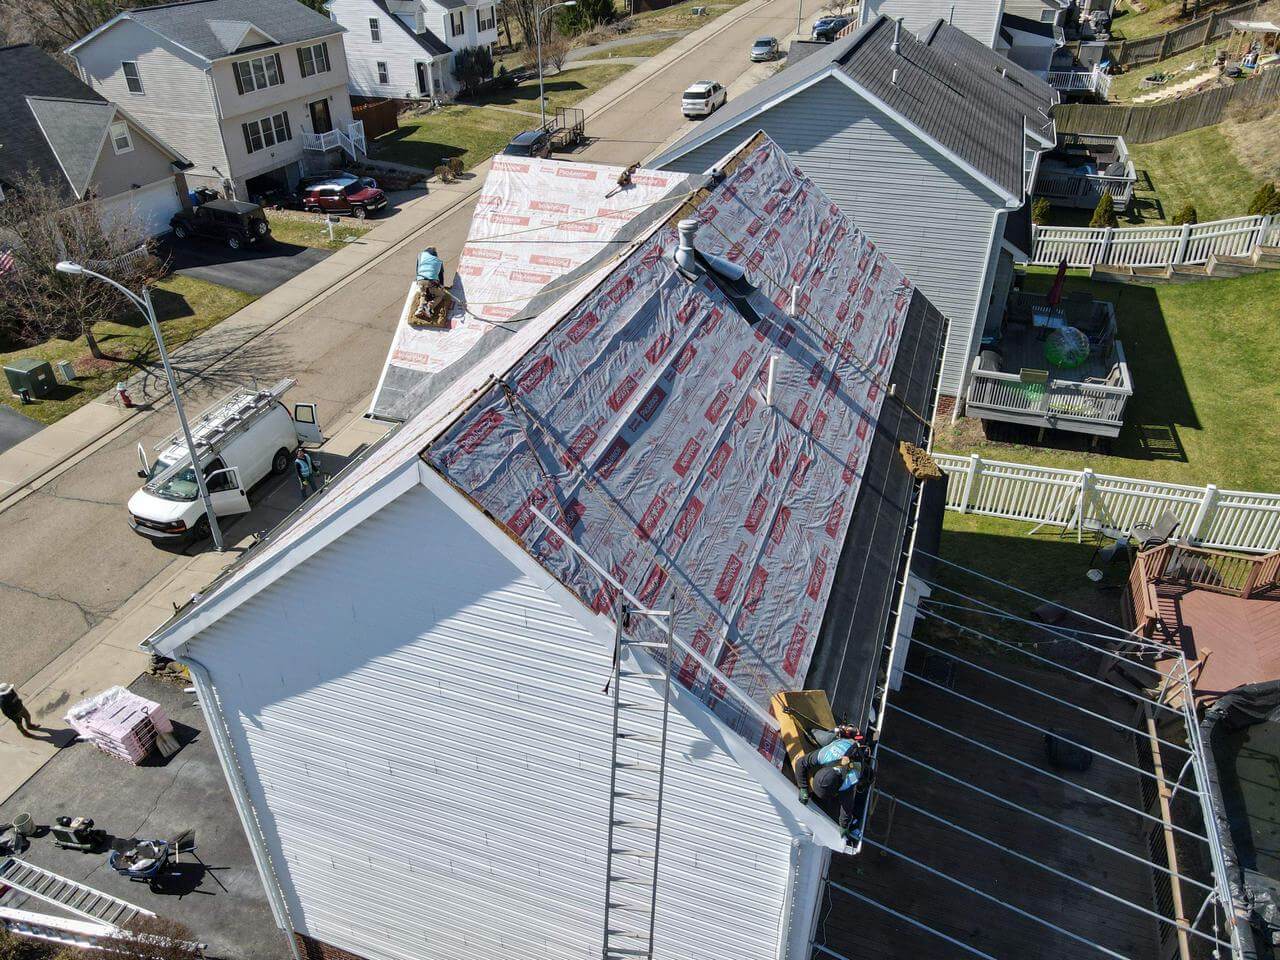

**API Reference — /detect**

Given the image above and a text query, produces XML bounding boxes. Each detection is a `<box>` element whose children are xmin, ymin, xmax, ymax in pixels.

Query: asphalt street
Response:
<box><xmin>166</xmin><ymin>240</ymin><xmax>335</xmax><ymax>296</ymax></box>
<box><xmin>0</xmin><ymin>405</ymin><xmax>42</xmax><ymax>455</ymax></box>
<box><xmin>0</xmin><ymin>0</ymin><xmax>819</xmax><ymax>689</ymax></box>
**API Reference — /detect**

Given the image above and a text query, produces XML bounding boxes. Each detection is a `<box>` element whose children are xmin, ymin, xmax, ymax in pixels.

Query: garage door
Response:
<box><xmin>99</xmin><ymin>178</ymin><xmax>183</xmax><ymax>238</ymax></box>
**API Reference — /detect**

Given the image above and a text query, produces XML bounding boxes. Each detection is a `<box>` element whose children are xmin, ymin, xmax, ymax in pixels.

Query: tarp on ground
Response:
<box><xmin>424</xmin><ymin>136</ymin><xmax>917</xmax><ymax>763</ymax></box>
<box><xmin>369</xmin><ymin>156</ymin><xmax>688</xmax><ymax>422</ymax></box>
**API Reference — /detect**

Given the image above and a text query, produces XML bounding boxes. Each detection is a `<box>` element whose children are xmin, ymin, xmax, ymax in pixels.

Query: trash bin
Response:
<box><xmin>4</xmin><ymin>358</ymin><xmax>56</xmax><ymax>399</ymax></box>
<box><xmin>13</xmin><ymin>813</ymin><xmax>36</xmax><ymax>837</ymax></box>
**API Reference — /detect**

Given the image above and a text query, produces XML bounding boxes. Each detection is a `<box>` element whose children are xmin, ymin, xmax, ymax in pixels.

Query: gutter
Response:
<box><xmin>174</xmin><ymin>651</ymin><xmax>305</xmax><ymax>960</ymax></box>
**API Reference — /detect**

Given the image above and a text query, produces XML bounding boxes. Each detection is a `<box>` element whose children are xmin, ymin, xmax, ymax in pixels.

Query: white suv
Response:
<box><xmin>682</xmin><ymin>81</ymin><xmax>727</xmax><ymax>118</ymax></box>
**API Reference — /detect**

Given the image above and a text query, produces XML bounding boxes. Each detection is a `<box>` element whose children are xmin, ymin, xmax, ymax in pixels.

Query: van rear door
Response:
<box><xmin>292</xmin><ymin>403</ymin><xmax>324</xmax><ymax>445</ymax></box>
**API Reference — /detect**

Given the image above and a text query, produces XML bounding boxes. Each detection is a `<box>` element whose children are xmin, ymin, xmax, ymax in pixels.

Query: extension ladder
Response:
<box><xmin>0</xmin><ymin>857</ymin><xmax>152</xmax><ymax>927</ymax></box>
<box><xmin>600</xmin><ymin>599</ymin><xmax>674</xmax><ymax>960</ymax></box>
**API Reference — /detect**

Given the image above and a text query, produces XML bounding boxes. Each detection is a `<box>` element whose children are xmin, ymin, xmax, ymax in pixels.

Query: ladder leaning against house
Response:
<box><xmin>601</xmin><ymin>599</ymin><xmax>675</xmax><ymax>960</ymax></box>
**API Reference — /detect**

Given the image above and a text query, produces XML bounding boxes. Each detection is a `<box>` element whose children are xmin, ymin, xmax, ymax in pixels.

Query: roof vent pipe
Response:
<box><xmin>675</xmin><ymin>218</ymin><xmax>702</xmax><ymax>277</ymax></box>
<box><xmin>891</xmin><ymin>17</ymin><xmax>902</xmax><ymax>54</ymax></box>
<box><xmin>891</xmin><ymin>67</ymin><xmax>899</xmax><ymax>84</ymax></box>
<box><xmin>949</xmin><ymin>3</ymin><xmax>955</xmax><ymax>23</ymax></box>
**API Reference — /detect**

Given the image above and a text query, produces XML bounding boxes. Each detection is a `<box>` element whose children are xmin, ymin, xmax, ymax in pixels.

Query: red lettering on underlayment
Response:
<box><xmin>456</xmin><ymin>408</ymin><xmax>502</xmax><ymax>454</ymax></box>
<box><xmin>637</xmin><ymin>564</ymin><xmax>668</xmax><ymax>607</ymax></box>
<box><xmin>597</xmin><ymin>437</ymin><xmax>630</xmax><ymax>479</ymax></box>
<box><xmin>636</xmin><ymin>494</ymin><xmax>669</xmax><ymax>542</ymax></box>
<box><xmin>742</xmin><ymin>566</ymin><xmax>768</xmax><ymax>613</ymax></box>
<box><xmin>530</xmin><ymin>200</ymin><xmax>571</xmax><ymax>214</ymax></box>
<box><xmin>770</xmin><ymin>506</ymin><xmax>791</xmax><ymax>547</ymax></box>
<box><xmin>646</xmin><ymin>332</ymin><xmax>672</xmax><ymax>365</ymax></box>
<box><xmin>673</xmin><ymin>437</ymin><xmax>701</xmax><ymax>477</ymax></box>
<box><xmin>608</xmin><ymin>374</ymin><xmax>639</xmax><ymax>412</ymax></box>
<box><xmin>783</xmin><ymin>624</ymin><xmax>808</xmax><ymax>676</ymax></box>
<box><xmin>517</xmin><ymin>355</ymin><xmax>554</xmax><ymax>394</ymax></box>
<box><xmin>674</xmin><ymin>496</ymin><xmax>703</xmax><ymax>542</ymax></box>
<box><xmin>564</xmin><ymin>424</ymin><xmax>597</xmax><ymax>467</ymax></box>
<box><xmin>507</xmin><ymin>487</ymin><xmax>548</xmax><ymax>537</ymax></box>
<box><xmin>674</xmin><ymin>343</ymin><xmax>697</xmax><ymax>374</ymax></box>
<box><xmin>555</xmin><ymin>166</ymin><xmax>598</xmax><ymax>180</ymax></box>
<box><xmin>743</xmin><ymin>493</ymin><xmax>769</xmax><ymax>534</ymax></box>
<box><xmin>705</xmin><ymin>390</ymin><xmax>730</xmax><ymax>424</ymax></box>
<box><xmin>636</xmin><ymin>386</ymin><xmax>666</xmax><ymax>422</ymax></box>
<box><xmin>714</xmin><ymin>555</ymin><xmax>743</xmax><ymax>603</ymax></box>
<box><xmin>566</xmin><ymin>310</ymin><xmax>598</xmax><ymax>344</ymax></box>
<box><xmin>707</xmin><ymin>442</ymin><xmax>731</xmax><ymax>479</ymax></box>
<box><xmin>806</xmin><ymin>556</ymin><xmax>827</xmax><ymax>601</ymax></box>
<box><xmin>825</xmin><ymin>499</ymin><xmax>845</xmax><ymax>539</ymax></box>
<box><xmin>733</xmin><ymin>351</ymin><xmax>754</xmax><ymax>380</ymax></box>
<box><xmin>769</xmin><ymin>439</ymin><xmax>790</xmax><ymax>479</ymax></box>
<box><xmin>530</xmin><ymin>254</ymin><xmax>573</xmax><ymax>269</ymax></box>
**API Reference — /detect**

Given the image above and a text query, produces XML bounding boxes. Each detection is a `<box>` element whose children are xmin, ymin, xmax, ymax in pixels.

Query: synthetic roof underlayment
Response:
<box><xmin>370</xmin><ymin>157</ymin><xmax>690</xmax><ymax>422</ymax></box>
<box><xmin>423</xmin><ymin>136</ymin><xmax>919</xmax><ymax>761</ymax></box>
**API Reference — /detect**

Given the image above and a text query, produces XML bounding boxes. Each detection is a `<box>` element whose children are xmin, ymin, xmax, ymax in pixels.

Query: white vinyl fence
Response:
<box><xmin>1032</xmin><ymin>215</ymin><xmax>1280</xmax><ymax>269</ymax></box>
<box><xmin>935</xmin><ymin>453</ymin><xmax>1280</xmax><ymax>554</ymax></box>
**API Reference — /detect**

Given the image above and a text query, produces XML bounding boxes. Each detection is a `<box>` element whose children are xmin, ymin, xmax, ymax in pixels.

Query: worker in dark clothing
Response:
<box><xmin>0</xmin><ymin>683</ymin><xmax>39</xmax><ymax>738</ymax></box>
<box><xmin>793</xmin><ymin>726</ymin><xmax>872</xmax><ymax>837</ymax></box>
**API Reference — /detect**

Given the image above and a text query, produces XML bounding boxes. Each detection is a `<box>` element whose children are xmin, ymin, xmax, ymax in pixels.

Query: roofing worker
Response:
<box><xmin>794</xmin><ymin>726</ymin><xmax>872</xmax><ymax>837</ymax></box>
<box><xmin>0</xmin><ymin>683</ymin><xmax>39</xmax><ymax>738</ymax></box>
<box><xmin>414</xmin><ymin>247</ymin><xmax>453</xmax><ymax>327</ymax></box>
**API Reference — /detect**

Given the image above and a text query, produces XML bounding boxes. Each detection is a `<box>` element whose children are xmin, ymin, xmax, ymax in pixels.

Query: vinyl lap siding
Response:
<box><xmin>330</xmin><ymin>0</ymin><xmax>432</xmax><ymax>98</ymax></box>
<box><xmin>190</xmin><ymin>484</ymin><xmax>797</xmax><ymax>960</ymax></box>
<box><xmin>661</xmin><ymin>76</ymin><xmax>1002</xmax><ymax>395</ymax></box>
<box><xmin>861</xmin><ymin>0</ymin><xmax>1001</xmax><ymax>45</ymax></box>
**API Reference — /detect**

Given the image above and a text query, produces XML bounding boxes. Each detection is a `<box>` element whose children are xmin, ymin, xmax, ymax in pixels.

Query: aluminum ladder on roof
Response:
<box><xmin>601</xmin><ymin>599</ymin><xmax>674</xmax><ymax>960</ymax></box>
<box><xmin>0</xmin><ymin>857</ymin><xmax>153</xmax><ymax>928</ymax></box>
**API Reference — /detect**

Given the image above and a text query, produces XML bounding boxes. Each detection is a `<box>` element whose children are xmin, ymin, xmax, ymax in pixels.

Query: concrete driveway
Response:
<box><xmin>0</xmin><ymin>405</ymin><xmax>42</xmax><ymax>455</ymax></box>
<box><xmin>162</xmin><ymin>238</ymin><xmax>334</xmax><ymax>297</ymax></box>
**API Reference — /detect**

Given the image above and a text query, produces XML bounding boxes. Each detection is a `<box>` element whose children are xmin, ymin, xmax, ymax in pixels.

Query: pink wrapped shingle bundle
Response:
<box><xmin>65</xmin><ymin>686</ymin><xmax>171</xmax><ymax>764</ymax></box>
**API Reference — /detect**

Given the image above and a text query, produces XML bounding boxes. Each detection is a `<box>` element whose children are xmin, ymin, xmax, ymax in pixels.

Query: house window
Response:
<box><xmin>450</xmin><ymin>10</ymin><xmax>466</xmax><ymax>36</ymax></box>
<box><xmin>109</xmin><ymin>121</ymin><xmax>134</xmax><ymax>154</ymax></box>
<box><xmin>369</xmin><ymin>17</ymin><xmax>381</xmax><ymax>41</ymax></box>
<box><xmin>241</xmin><ymin>110</ymin><xmax>292</xmax><ymax>154</ymax></box>
<box><xmin>477</xmin><ymin>6</ymin><xmax>495</xmax><ymax>31</ymax></box>
<box><xmin>297</xmin><ymin>41</ymin><xmax>331</xmax><ymax>77</ymax></box>
<box><xmin>233</xmin><ymin>52</ymin><xmax>284</xmax><ymax>94</ymax></box>
<box><xmin>376</xmin><ymin>61</ymin><xmax>390</xmax><ymax>84</ymax></box>
<box><xmin>122</xmin><ymin>61</ymin><xmax>143</xmax><ymax>93</ymax></box>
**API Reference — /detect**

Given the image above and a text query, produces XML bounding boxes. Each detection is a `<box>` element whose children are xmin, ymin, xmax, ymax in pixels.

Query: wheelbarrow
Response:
<box><xmin>108</xmin><ymin>830</ymin><xmax>196</xmax><ymax>884</ymax></box>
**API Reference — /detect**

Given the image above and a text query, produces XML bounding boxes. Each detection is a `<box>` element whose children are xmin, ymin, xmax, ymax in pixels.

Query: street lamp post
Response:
<box><xmin>56</xmin><ymin>260</ymin><xmax>226</xmax><ymax>552</ymax></box>
<box><xmin>536</xmin><ymin>0</ymin><xmax>577</xmax><ymax>129</ymax></box>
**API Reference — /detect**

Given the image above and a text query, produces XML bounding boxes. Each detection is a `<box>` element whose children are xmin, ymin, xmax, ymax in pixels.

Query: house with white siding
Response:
<box><xmin>0</xmin><ymin>43</ymin><xmax>192</xmax><ymax>236</ymax></box>
<box><xmin>142</xmin><ymin>135</ymin><xmax>948</xmax><ymax>960</ymax></box>
<box><xmin>67</xmin><ymin>0</ymin><xmax>358</xmax><ymax>201</ymax></box>
<box><xmin>326</xmin><ymin>0</ymin><xmax>499</xmax><ymax>99</ymax></box>
<box><xmin>651</xmin><ymin>15</ymin><xmax>1058</xmax><ymax>403</ymax></box>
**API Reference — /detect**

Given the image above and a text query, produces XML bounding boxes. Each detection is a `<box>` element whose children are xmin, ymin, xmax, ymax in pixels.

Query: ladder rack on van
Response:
<box><xmin>153</xmin><ymin>378</ymin><xmax>295</xmax><ymax>456</ymax></box>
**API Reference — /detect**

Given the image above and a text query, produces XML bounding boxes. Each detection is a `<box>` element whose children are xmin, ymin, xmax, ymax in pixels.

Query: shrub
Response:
<box><xmin>1088</xmin><ymin>192</ymin><xmax>1118</xmax><ymax>228</ymax></box>
<box><xmin>557</xmin><ymin>0</ymin><xmax>617</xmax><ymax>34</ymax></box>
<box><xmin>450</xmin><ymin>46</ymin><xmax>495</xmax><ymax>96</ymax></box>
<box><xmin>1031</xmin><ymin>197</ymin><xmax>1051</xmax><ymax>225</ymax></box>
<box><xmin>1247</xmin><ymin>182</ymin><xmax>1280</xmax><ymax>217</ymax></box>
<box><xmin>1171</xmin><ymin>203</ymin><xmax>1198</xmax><ymax>225</ymax></box>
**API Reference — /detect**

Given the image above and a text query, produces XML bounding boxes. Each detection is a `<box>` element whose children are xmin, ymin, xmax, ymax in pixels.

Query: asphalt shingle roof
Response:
<box><xmin>126</xmin><ymin>0</ymin><xmax>343</xmax><ymax>60</ymax></box>
<box><xmin>27</xmin><ymin>97</ymin><xmax>120</xmax><ymax>197</ymax></box>
<box><xmin>372</xmin><ymin>0</ymin><xmax>451</xmax><ymax>56</ymax></box>
<box><xmin>0</xmin><ymin>44</ymin><xmax>109</xmax><ymax>196</ymax></box>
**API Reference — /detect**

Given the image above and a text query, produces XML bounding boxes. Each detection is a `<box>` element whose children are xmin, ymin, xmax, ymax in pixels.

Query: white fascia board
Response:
<box><xmin>648</xmin><ymin>68</ymin><xmax>837</xmax><ymax>169</ymax></box>
<box><xmin>418</xmin><ymin>460</ymin><xmax>853</xmax><ymax>854</ymax></box>
<box><xmin>147</xmin><ymin>458</ymin><xmax>422</xmax><ymax>657</ymax></box>
<box><xmin>829</xmin><ymin>69</ymin><xmax>1022</xmax><ymax>208</ymax></box>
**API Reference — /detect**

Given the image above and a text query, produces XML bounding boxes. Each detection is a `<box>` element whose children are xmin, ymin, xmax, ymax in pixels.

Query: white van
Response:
<box><xmin>128</xmin><ymin>379</ymin><xmax>323</xmax><ymax>542</ymax></box>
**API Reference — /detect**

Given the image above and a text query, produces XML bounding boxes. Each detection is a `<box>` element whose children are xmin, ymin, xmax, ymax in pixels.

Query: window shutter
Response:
<box><xmin>233</xmin><ymin>62</ymin><xmax>246</xmax><ymax>95</ymax></box>
<box><xmin>272</xmin><ymin>52</ymin><xmax>283</xmax><ymax>82</ymax></box>
<box><xmin>242</xmin><ymin>122</ymin><xmax>254</xmax><ymax>154</ymax></box>
<box><xmin>297</xmin><ymin>47</ymin><xmax>307</xmax><ymax>76</ymax></box>
<box><xmin>281</xmin><ymin>111</ymin><xmax>292</xmax><ymax>140</ymax></box>
<box><xmin>320</xmin><ymin>42</ymin><xmax>330</xmax><ymax>72</ymax></box>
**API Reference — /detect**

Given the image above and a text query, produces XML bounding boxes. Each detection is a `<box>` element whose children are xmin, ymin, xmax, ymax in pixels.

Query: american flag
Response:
<box><xmin>0</xmin><ymin>248</ymin><xmax>14</xmax><ymax>277</ymax></box>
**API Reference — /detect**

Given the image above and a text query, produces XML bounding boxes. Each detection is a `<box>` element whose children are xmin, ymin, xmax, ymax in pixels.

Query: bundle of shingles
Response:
<box><xmin>65</xmin><ymin>686</ymin><xmax>174</xmax><ymax>764</ymax></box>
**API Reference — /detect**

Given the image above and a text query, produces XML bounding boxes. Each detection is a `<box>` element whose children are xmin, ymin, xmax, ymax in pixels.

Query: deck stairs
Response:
<box><xmin>1091</xmin><ymin>246</ymin><xmax>1280</xmax><ymax>284</ymax></box>
<box><xmin>600</xmin><ymin>600</ymin><xmax>674</xmax><ymax>960</ymax></box>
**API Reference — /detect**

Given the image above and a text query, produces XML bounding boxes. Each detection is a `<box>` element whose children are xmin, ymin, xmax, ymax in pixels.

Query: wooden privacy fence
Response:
<box><xmin>352</xmin><ymin>99</ymin><xmax>399</xmax><ymax>140</ymax></box>
<box><xmin>1053</xmin><ymin>66</ymin><xmax>1280</xmax><ymax>142</ymax></box>
<box><xmin>934</xmin><ymin>454</ymin><xmax>1280</xmax><ymax>554</ymax></box>
<box><xmin>1086</xmin><ymin>0</ymin><xmax>1261</xmax><ymax>67</ymax></box>
<box><xmin>1031</xmin><ymin>214</ymin><xmax>1280</xmax><ymax>267</ymax></box>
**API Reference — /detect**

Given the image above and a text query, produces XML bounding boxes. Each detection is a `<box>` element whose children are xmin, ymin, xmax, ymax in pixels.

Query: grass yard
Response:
<box><xmin>1105</xmin><ymin>42</ymin><xmax>1220</xmax><ymax>101</ymax></box>
<box><xmin>935</xmin><ymin>268</ymin><xmax>1280</xmax><ymax>492</ymax></box>
<box><xmin>1128</xmin><ymin>118</ymin><xmax>1270</xmax><ymax>222</ymax></box>
<box><xmin>631</xmin><ymin>0</ymin><xmax>751</xmax><ymax>32</ymax></box>
<box><xmin>0</xmin><ymin>275</ymin><xmax>256</xmax><ymax>425</ymax></box>
<box><xmin>266</xmin><ymin>211</ymin><xmax>370</xmax><ymax>249</ymax></box>
<box><xmin>471</xmin><ymin>62</ymin><xmax>633</xmax><ymax>110</ymax></box>
<box><xmin>1107</xmin><ymin>0</ymin><xmax>1237</xmax><ymax>40</ymax></box>
<box><xmin>576</xmin><ymin>35</ymin><xmax>684</xmax><ymax>59</ymax></box>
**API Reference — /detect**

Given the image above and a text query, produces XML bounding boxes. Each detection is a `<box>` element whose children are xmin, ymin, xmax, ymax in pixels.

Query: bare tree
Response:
<box><xmin>115</xmin><ymin>915</ymin><xmax>206</xmax><ymax>960</ymax></box>
<box><xmin>544</xmin><ymin>29</ymin><xmax>570</xmax><ymax>72</ymax></box>
<box><xmin>0</xmin><ymin>168</ymin><xmax>160</xmax><ymax>358</ymax></box>
<box><xmin>506</xmin><ymin>0</ymin><xmax>555</xmax><ymax>50</ymax></box>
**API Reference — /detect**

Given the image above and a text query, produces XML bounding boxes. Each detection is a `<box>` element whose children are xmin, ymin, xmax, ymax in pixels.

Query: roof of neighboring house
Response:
<box><xmin>148</xmin><ymin>134</ymin><xmax>946</xmax><ymax>779</ymax></box>
<box><xmin>653</xmin><ymin>16</ymin><xmax>1056</xmax><ymax>203</ymax></box>
<box><xmin>372</xmin><ymin>0</ymin><xmax>451</xmax><ymax>56</ymax></box>
<box><xmin>25</xmin><ymin>97</ymin><xmax>120</xmax><ymax>198</ymax></box>
<box><xmin>433</xmin><ymin>0</ymin><xmax>471</xmax><ymax>12</ymax></box>
<box><xmin>70</xmin><ymin>0</ymin><xmax>343</xmax><ymax>61</ymax></box>
<box><xmin>1002</xmin><ymin>11</ymin><xmax>1058</xmax><ymax>37</ymax></box>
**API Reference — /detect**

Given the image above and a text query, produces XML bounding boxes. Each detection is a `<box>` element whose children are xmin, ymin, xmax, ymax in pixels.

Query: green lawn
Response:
<box><xmin>576</xmin><ymin>35</ymin><xmax>683</xmax><ymax>59</ymax></box>
<box><xmin>266</xmin><ymin>211</ymin><xmax>370</xmax><ymax>249</ymax></box>
<box><xmin>1128</xmin><ymin>122</ymin><xmax>1266</xmax><ymax>222</ymax></box>
<box><xmin>470</xmin><ymin>62</ymin><xmax>633</xmax><ymax>111</ymax></box>
<box><xmin>631</xmin><ymin>0</ymin><xmax>751</xmax><ymax>31</ymax></box>
<box><xmin>1</xmin><ymin>275</ymin><xmax>256</xmax><ymax>425</ymax></box>
<box><xmin>1105</xmin><ymin>42</ymin><xmax>1219</xmax><ymax>101</ymax></box>
<box><xmin>935</xmin><ymin>268</ymin><xmax>1280</xmax><ymax>492</ymax></box>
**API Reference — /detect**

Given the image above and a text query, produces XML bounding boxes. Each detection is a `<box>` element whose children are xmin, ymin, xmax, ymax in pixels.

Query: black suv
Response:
<box><xmin>811</xmin><ymin>15</ymin><xmax>851</xmax><ymax>40</ymax></box>
<box><xmin>503</xmin><ymin>129</ymin><xmax>553</xmax><ymax>159</ymax></box>
<box><xmin>170</xmin><ymin>200</ymin><xmax>271</xmax><ymax>250</ymax></box>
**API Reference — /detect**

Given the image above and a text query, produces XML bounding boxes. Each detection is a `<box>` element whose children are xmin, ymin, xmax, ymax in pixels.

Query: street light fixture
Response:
<box><xmin>536</xmin><ymin>0</ymin><xmax>577</xmax><ymax>129</ymax></box>
<box><xmin>56</xmin><ymin>259</ymin><xmax>226</xmax><ymax>552</ymax></box>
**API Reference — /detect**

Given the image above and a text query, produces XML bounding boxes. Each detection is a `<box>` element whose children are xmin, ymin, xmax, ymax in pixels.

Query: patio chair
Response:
<box><xmin>1132</xmin><ymin>510</ymin><xmax>1180</xmax><ymax>551</ymax></box>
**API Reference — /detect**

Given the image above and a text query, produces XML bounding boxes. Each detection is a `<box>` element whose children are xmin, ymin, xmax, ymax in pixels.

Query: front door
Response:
<box><xmin>416</xmin><ymin>62</ymin><xmax>429</xmax><ymax>96</ymax></box>
<box><xmin>308</xmin><ymin>98</ymin><xmax>333</xmax><ymax>135</ymax></box>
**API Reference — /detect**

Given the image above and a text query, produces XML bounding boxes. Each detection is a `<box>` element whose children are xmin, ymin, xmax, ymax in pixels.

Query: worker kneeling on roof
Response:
<box><xmin>413</xmin><ymin>247</ymin><xmax>453</xmax><ymax>328</ymax></box>
<box><xmin>795</xmin><ymin>724</ymin><xmax>873</xmax><ymax>837</ymax></box>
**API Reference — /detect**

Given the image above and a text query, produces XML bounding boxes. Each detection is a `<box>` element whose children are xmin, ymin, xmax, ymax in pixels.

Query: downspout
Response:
<box><xmin>179</xmin><ymin>653</ymin><xmax>305</xmax><ymax>960</ymax></box>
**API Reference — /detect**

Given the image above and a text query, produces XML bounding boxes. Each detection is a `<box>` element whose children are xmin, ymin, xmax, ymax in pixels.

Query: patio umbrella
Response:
<box><xmin>1047</xmin><ymin>258</ymin><xmax>1069</xmax><ymax>306</ymax></box>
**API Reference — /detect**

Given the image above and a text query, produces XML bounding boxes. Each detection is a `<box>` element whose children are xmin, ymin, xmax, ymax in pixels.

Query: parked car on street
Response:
<box><xmin>170</xmin><ymin>199</ymin><xmax>271</xmax><ymax>250</ymax></box>
<box><xmin>300</xmin><ymin>170</ymin><xmax>378</xmax><ymax>191</ymax></box>
<box><xmin>750</xmin><ymin>37</ymin><xmax>779</xmax><ymax>60</ymax></box>
<box><xmin>301</xmin><ymin>179</ymin><xmax>388</xmax><ymax>219</ymax></box>
<box><xmin>811</xmin><ymin>16</ymin><xmax>851</xmax><ymax>40</ymax></box>
<box><xmin>681</xmin><ymin>81</ymin><xmax>727</xmax><ymax>118</ymax></box>
<box><xmin>503</xmin><ymin>129</ymin><xmax>553</xmax><ymax>158</ymax></box>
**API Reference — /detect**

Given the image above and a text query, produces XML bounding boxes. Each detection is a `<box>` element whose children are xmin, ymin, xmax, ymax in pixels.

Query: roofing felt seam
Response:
<box><xmin>425</xmin><ymin>138</ymin><xmax>915</xmax><ymax>762</ymax></box>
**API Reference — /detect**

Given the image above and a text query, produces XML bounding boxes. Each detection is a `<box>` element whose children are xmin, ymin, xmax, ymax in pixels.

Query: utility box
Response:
<box><xmin>4</xmin><ymin>358</ymin><xmax>56</xmax><ymax>399</ymax></box>
<box><xmin>56</xmin><ymin>359</ymin><xmax>78</xmax><ymax>383</ymax></box>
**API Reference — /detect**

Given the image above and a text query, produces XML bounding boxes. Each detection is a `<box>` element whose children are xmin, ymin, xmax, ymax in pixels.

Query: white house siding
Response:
<box><xmin>89</xmin><ymin>120</ymin><xmax>179</xmax><ymax>197</ymax></box>
<box><xmin>73</xmin><ymin>19</ymin><xmax>229</xmax><ymax>182</ymax></box>
<box><xmin>860</xmin><ymin>0</ymin><xmax>1003</xmax><ymax>46</ymax></box>
<box><xmin>187</xmin><ymin>483</ymin><xmax>799</xmax><ymax>960</ymax></box>
<box><xmin>1003</xmin><ymin>0</ymin><xmax>1063</xmax><ymax>22</ymax></box>
<box><xmin>657</xmin><ymin>76</ymin><xmax>1004</xmax><ymax>396</ymax></box>
<box><xmin>331</xmin><ymin>0</ymin><xmax>440</xmax><ymax>99</ymax></box>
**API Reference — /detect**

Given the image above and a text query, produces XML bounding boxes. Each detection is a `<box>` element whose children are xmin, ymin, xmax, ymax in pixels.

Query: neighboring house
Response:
<box><xmin>326</xmin><ymin>0</ymin><xmax>499</xmax><ymax>99</ymax></box>
<box><xmin>652</xmin><ymin>16</ymin><xmax>1058</xmax><ymax>401</ymax></box>
<box><xmin>859</xmin><ymin>0</ymin><xmax>1003</xmax><ymax>46</ymax></box>
<box><xmin>67</xmin><ymin>0</ymin><xmax>359</xmax><ymax>201</ymax></box>
<box><xmin>143</xmin><ymin>136</ymin><xmax>948</xmax><ymax>960</ymax></box>
<box><xmin>999</xmin><ymin>10</ymin><xmax>1063</xmax><ymax>75</ymax></box>
<box><xmin>0</xmin><ymin>43</ymin><xmax>192</xmax><ymax>236</ymax></box>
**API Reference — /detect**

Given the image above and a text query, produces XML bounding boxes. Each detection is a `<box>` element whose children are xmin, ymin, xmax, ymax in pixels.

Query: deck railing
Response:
<box><xmin>1032</xmin><ymin>214</ymin><xmax>1280</xmax><ymax>267</ymax></box>
<box><xmin>302</xmin><ymin>121</ymin><xmax>366</xmax><ymax>159</ymax></box>
<box><xmin>1047</xmin><ymin>64</ymin><xmax>1113</xmax><ymax>98</ymax></box>
<box><xmin>966</xmin><ymin>355</ymin><xmax>1132</xmax><ymax>428</ymax></box>
<box><xmin>1034</xmin><ymin>133</ymin><xmax>1135</xmax><ymax>211</ymax></box>
<box><xmin>1124</xmin><ymin>543</ymin><xmax>1280</xmax><ymax>634</ymax></box>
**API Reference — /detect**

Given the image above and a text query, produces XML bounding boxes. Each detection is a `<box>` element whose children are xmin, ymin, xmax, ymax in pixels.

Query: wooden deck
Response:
<box><xmin>814</xmin><ymin>642</ymin><xmax>1172</xmax><ymax>960</ymax></box>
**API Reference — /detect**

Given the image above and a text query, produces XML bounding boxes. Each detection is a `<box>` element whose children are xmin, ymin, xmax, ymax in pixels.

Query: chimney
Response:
<box><xmin>675</xmin><ymin>218</ymin><xmax>702</xmax><ymax>277</ymax></box>
<box><xmin>891</xmin><ymin>17</ymin><xmax>902</xmax><ymax>54</ymax></box>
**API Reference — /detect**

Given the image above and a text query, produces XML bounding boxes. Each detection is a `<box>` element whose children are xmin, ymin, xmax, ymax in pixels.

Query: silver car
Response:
<box><xmin>750</xmin><ymin>37</ymin><xmax>779</xmax><ymax>61</ymax></box>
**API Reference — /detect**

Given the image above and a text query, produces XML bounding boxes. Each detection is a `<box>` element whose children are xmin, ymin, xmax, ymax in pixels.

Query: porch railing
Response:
<box><xmin>1047</xmin><ymin>64</ymin><xmax>1113</xmax><ymax>98</ymax></box>
<box><xmin>1124</xmin><ymin>543</ymin><xmax>1280</xmax><ymax>634</ymax></box>
<box><xmin>302</xmin><ymin>121</ymin><xmax>366</xmax><ymax>159</ymax></box>
<box><xmin>965</xmin><ymin>340</ymin><xmax>1133</xmax><ymax>429</ymax></box>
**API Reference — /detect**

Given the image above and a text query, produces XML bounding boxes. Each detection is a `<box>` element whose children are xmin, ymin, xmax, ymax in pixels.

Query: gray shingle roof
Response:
<box><xmin>0</xmin><ymin>44</ymin><xmax>108</xmax><ymax>196</ymax></box>
<box><xmin>27</xmin><ymin>98</ymin><xmax>119</xmax><ymax>197</ymax></box>
<box><xmin>372</xmin><ymin>0</ymin><xmax>451</xmax><ymax>56</ymax></box>
<box><xmin>126</xmin><ymin>0</ymin><xmax>343</xmax><ymax>60</ymax></box>
<box><xmin>654</xmin><ymin>16</ymin><xmax>1057</xmax><ymax>202</ymax></box>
